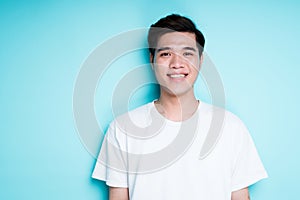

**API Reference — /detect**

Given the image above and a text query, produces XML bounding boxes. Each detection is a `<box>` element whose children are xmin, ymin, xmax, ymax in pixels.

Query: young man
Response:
<box><xmin>92</xmin><ymin>14</ymin><xmax>268</xmax><ymax>200</ymax></box>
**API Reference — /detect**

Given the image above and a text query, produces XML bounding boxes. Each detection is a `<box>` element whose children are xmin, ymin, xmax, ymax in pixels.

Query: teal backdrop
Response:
<box><xmin>1</xmin><ymin>0</ymin><xmax>299</xmax><ymax>199</ymax></box>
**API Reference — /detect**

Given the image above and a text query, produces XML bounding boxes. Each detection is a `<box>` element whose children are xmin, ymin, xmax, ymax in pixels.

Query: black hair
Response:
<box><xmin>148</xmin><ymin>14</ymin><xmax>205</xmax><ymax>58</ymax></box>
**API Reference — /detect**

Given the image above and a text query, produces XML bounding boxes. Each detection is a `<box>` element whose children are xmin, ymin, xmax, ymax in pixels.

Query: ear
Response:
<box><xmin>150</xmin><ymin>53</ymin><xmax>153</xmax><ymax>63</ymax></box>
<box><xmin>150</xmin><ymin>54</ymin><xmax>154</xmax><ymax>70</ymax></box>
<box><xmin>199</xmin><ymin>53</ymin><xmax>204</xmax><ymax>69</ymax></box>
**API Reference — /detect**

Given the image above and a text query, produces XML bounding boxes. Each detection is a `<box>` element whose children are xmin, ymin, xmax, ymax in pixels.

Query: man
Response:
<box><xmin>92</xmin><ymin>14</ymin><xmax>267</xmax><ymax>200</ymax></box>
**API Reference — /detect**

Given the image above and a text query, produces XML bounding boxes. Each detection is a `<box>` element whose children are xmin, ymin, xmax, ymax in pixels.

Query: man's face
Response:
<box><xmin>151</xmin><ymin>32</ymin><xmax>202</xmax><ymax>97</ymax></box>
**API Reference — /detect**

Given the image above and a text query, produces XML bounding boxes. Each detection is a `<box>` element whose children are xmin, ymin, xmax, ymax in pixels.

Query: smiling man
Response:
<box><xmin>151</xmin><ymin>31</ymin><xmax>201</xmax><ymax>122</ymax></box>
<box><xmin>92</xmin><ymin>14</ymin><xmax>268</xmax><ymax>200</ymax></box>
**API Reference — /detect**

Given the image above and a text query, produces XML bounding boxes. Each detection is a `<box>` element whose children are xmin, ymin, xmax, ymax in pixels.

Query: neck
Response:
<box><xmin>155</xmin><ymin>90</ymin><xmax>199</xmax><ymax>122</ymax></box>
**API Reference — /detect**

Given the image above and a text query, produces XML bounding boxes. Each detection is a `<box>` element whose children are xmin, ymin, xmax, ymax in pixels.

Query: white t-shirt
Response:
<box><xmin>92</xmin><ymin>101</ymin><xmax>268</xmax><ymax>200</ymax></box>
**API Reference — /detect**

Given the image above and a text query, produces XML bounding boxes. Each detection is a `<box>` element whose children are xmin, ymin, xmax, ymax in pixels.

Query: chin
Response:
<box><xmin>162</xmin><ymin>87</ymin><xmax>193</xmax><ymax>97</ymax></box>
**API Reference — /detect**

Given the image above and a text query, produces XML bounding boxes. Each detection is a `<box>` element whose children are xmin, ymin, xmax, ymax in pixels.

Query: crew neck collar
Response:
<box><xmin>150</xmin><ymin>100</ymin><xmax>202</xmax><ymax>125</ymax></box>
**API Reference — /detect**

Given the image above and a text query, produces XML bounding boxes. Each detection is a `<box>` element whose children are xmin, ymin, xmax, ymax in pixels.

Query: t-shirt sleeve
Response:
<box><xmin>92</xmin><ymin>121</ymin><xmax>129</xmax><ymax>188</ymax></box>
<box><xmin>231</xmin><ymin>122</ymin><xmax>268</xmax><ymax>192</ymax></box>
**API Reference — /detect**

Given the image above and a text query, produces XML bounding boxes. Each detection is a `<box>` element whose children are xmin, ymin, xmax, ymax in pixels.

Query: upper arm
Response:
<box><xmin>109</xmin><ymin>187</ymin><xmax>129</xmax><ymax>200</ymax></box>
<box><xmin>231</xmin><ymin>187</ymin><xmax>250</xmax><ymax>200</ymax></box>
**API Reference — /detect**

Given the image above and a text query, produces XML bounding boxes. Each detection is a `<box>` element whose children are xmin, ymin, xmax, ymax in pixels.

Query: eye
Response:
<box><xmin>183</xmin><ymin>52</ymin><xmax>194</xmax><ymax>56</ymax></box>
<box><xmin>160</xmin><ymin>52</ymin><xmax>171</xmax><ymax>57</ymax></box>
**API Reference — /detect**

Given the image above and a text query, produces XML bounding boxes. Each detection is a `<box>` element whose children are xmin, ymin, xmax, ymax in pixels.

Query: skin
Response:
<box><xmin>109</xmin><ymin>187</ymin><xmax>129</xmax><ymax>200</ymax></box>
<box><xmin>151</xmin><ymin>32</ymin><xmax>201</xmax><ymax>122</ymax></box>
<box><xmin>232</xmin><ymin>188</ymin><xmax>250</xmax><ymax>200</ymax></box>
<box><xmin>109</xmin><ymin>31</ymin><xmax>250</xmax><ymax>200</ymax></box>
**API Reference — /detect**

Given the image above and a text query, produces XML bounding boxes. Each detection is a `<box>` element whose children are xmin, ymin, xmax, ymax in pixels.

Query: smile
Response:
<box><xmin>167</xmin><ymin>74</ymin><xmax>187</xmax><ymax>78</ymax></box>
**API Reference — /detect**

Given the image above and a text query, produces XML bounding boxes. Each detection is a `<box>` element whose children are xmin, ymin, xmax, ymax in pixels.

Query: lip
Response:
<box><xmin>167</xmin><ymin>73</ymin><xmax>188</xmax><ymax>80</ymax></box>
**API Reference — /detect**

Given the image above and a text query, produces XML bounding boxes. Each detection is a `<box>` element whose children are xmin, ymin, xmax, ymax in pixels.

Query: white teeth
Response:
<box><xmin>169</xmin><ymin>74</ymin><xmax>185</xmax><ymax>78</ymax></box>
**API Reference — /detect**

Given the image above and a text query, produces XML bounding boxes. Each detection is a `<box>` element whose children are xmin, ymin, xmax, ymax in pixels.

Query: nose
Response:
<box><xmin>170</xmin><ymin>53</ymin><xmax>184</xmax><ymax>69</ymax></box>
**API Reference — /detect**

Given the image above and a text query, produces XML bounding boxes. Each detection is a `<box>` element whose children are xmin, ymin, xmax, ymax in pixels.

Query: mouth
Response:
<box><xmin>167</xmin><ymin>73</ymin><xmax>188</xmax><ymax>78</ymax></box>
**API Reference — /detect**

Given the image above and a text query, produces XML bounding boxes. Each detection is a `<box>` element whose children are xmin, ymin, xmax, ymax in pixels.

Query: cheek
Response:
<box><xmin>154</xmin><ymin>67</ymin><xmax>165</xmax><ymax>78</ymax></box>
<box><xmin>153</xmin><ymin>66</ymin><xmax>169</xmax><ymax>84</ymax></box>
<box><xmin>155</xmin><ymin>57</ymin><xmax>168</xmax><ymax>66</ymax></box>
<box><xmin>189</xmin><ymin>65</ymin><xmax>200</xmax><ymax>80</ymax></box>
<box><xmin>192</xmin><ymin>64</ymin><xmax>200</xmax><ymax>72</ymax></box>
<box><xmin>190</xmin><ymin>59</ymin><xmax>201</xmax><ymax>71</ymax></box>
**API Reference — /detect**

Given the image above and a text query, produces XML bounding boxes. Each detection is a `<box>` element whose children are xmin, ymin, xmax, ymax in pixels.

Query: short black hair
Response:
<box><xmin>148</xmin><ymin>14</ymin><xmax>205</xmax><ymax>58</ymax></box>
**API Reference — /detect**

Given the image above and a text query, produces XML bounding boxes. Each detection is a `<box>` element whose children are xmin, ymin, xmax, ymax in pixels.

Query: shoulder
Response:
<box><xmin>200</xmin><ymin>102</ymin><xmax>245</xmax><ymax>124</ymax></box>
<box><xmin>110</xmin><ymin>101</ymin><xmax>155</xmax><ymax>129</ymax></box>
<box><xmin>200</xmin><ymin>102</ymin><xmax>249</xmax><ymax>136</ymax></box>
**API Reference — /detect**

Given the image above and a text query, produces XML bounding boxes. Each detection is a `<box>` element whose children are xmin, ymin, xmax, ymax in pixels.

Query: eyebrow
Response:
<box><xmin>156</xmin><ymin>47</ymin><xmax>171</xmax><ymax>53</ymax></box>
<box><xmin>156</xmin><ymin>46</ymin><xmax>197</xmax><ymax>53</ymax></box>
<box><xmin>183</xmin><ymin>47</ymin><xmax>197</xmax><ymax>52</ymax></box>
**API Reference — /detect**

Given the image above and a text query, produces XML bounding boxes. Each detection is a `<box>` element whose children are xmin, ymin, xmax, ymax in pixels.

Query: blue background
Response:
<box><xmin>1</xmin><ymin>0</ymin><xmax>299</xmax><ymax>199</ymax></box>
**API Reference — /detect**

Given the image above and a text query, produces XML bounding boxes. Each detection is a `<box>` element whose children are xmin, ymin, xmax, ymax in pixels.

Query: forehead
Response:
<box><xmin>157</xmin><ymin>32</ymin><xmax>197</xmax><ymax>49</ymax></box>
